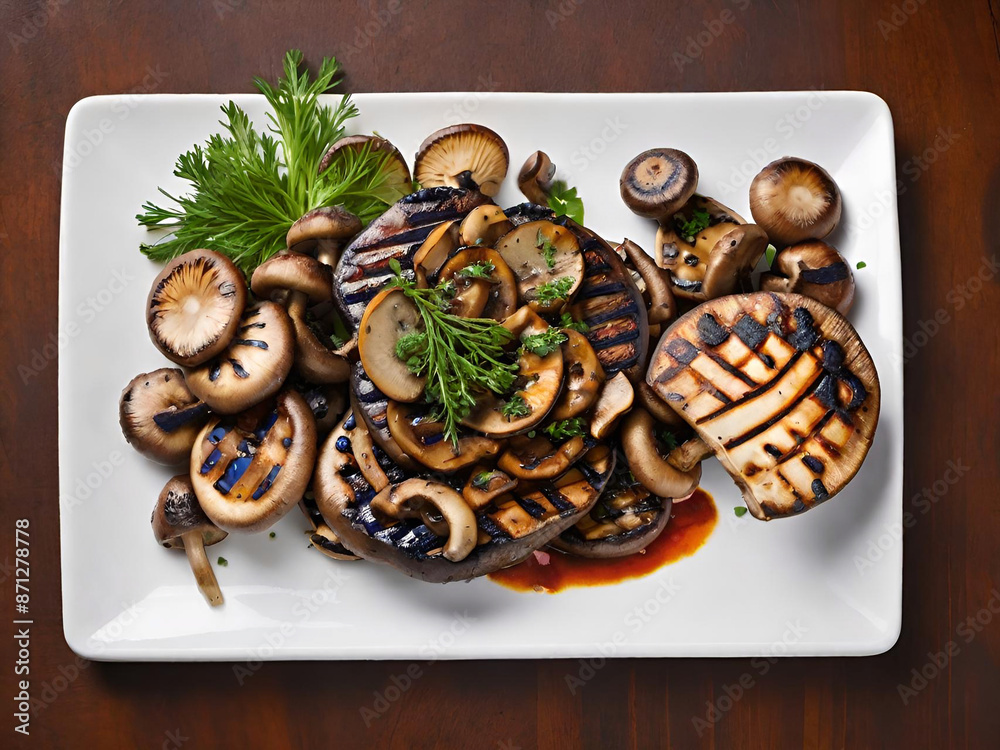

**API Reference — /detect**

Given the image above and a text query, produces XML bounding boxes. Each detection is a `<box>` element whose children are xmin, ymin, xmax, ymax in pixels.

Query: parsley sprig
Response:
<box><xmin>501</xmin><ymin>394</ymin><xmax>532</xmax><ymax>420</ymax></box>
<box><xmin>674</xmin><ymin>207</ymin><xmax>711</xmax><ymax>243</ymax></box>
<box><xmin>457</xmin><ymin>261</ymin><xmax>495</xmax><ymax>280</ymax></box>
<box><xmin>387</xmin><ymin>260</ymin><xmax>518</xmax><ymax>445</ymax></box>
<box><xmin>559</xmin><ymin>312</ymin><xmax>589</xmax><ymax>333</ymax></box>
<box><xmin>537</xmin><ymin>230</ymin><xmax>557</xmax><ymax>269</ymax></box>
<box><xmin>544</xmin><ymin>418</ymin><xmax>587</xmax><ymax>442</ymax></box>
<box><xmin>137</xmin><ymin>50</ymin><xmax>410</xmax><ymax>273</ymax></box>
<box><xmin>535</xmin><ymin>276</ymin><xmax>575</xmax><ymax>305</ymax></box>
<box><xmin>547</xmin><ymin>180</ymin><xmax>585</xmax><ymax>225</ymax></box>
<box><xmin>520</xmin><ymin>328</ymin><xmax>567</xmax><ymax>357</ymax></box>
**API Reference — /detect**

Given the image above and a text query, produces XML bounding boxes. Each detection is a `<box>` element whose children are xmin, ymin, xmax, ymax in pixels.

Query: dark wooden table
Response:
<box><xmin>2</xmin><ymin>1</ymin><xmax>998</xmax><ymax>747</ymax></box>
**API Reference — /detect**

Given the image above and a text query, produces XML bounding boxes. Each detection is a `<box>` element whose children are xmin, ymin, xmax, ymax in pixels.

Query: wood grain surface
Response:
<box><xmin>1</xmin><ymin>1</ymin><xmax>998</xmax><ymax>747</ymax></box>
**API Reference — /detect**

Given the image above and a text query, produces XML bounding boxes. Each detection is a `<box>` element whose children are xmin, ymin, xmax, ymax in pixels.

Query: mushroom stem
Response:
<box><xmin>286</xmin><ymin>290</ymin><xmax>309</xmax><ymax>320</ymax></box>
<box><xmin>182</xmin><ymin>531</ymin><xmax>223</xmax><ymax>607</ymax></box>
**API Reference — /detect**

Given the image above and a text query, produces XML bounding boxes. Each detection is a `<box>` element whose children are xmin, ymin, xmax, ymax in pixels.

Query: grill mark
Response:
<box><xmin>697</xmin><ymin>351</ymin><xmax>804</xmax><ymax>424</ymax></box>
<box><xmin>514</xmin><ymin>494</ymin><xmax>547</xmax><ymax>518</ymax></box>
<box><xmin>722</xmin><ymin>368</ymin><xmax>825</xmax><ymax>450</ymax></box>
<box><xmin>774</xmin><ymin>409</ymin><xmax>835</xmax><ymax>465</ymax></box>
<box><xmin>703</xmin><ymin>349</ymin><xmax>757</xmax><ymax>386</ymax></box>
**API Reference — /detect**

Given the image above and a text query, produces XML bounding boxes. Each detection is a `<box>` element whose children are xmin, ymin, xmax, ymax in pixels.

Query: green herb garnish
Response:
<box><xmin>765</xmin><ymin>244</ymin><xmax>777</xmax><ymax>267</ymax></box>
<box><xmin>217</xmin><ymin>556</ymin><xmax>229</xmax><ymax>567</ymax></box>
<box><xmin>520</xmin><ymin>328</ymin><xmax>567</xmax><ymax>357</ymax></box>
<box><xmin>656</xmin><ymin>428</ymin><xmax>680</xmax><ymax>451</ymax></box>
<box><xmin>472</xmin><ymin>471</ymin><xmax>496</xmax><ymax>489</ymax></box>
<box><xmin>558</xmin><ymin>312</ymin><xmax>589</xmax><ymax>333</ymax></box>
<box><xmin>269</xmin><ymin>532</ymin><xmax>276</xmax><ymax>539</ymax></box>
<box><xmin>457</xmin><ymin>261</ymin><xmax>495</xmax><ymax>280</ymax></box>
<box><xmin>856</xmin><ymin>261</ymin><xmax>867</xmax><ymax>270</ymax></box>
<box><xmin>501</xmin><ymin>394</ymin><xmax>532</xmax><ymax>420</ymax></box>
<box><xmin>137</xmin><ymin>50</ymin><xmax>410</xmax><ymax>273</ymax></box>
<box><xmin>535</xmin><ymin>276</ymin><xmax>575</xmax><ymax>305</ymax></box>
<box><xmin>547</xmin><ymin>180</ymin><xmax>585</xmax><ymax>225</ymax></box>
<box><xmin>387</xmin><ymin>260</ymin><xmax>518</xmax><ymax>445</ymax></box>
<box><xmin>543</xmin><ymin>417</ymin><xmax>587</xmax><ymax>442</ymax></box>
<box><xmin>674</xmin><ymin>208</ymin><xmax>711</xmax><ymax>242</ymax></box>
<box><xmin>537</xmin><ymin>229</ymin><xmax>557</xmax><ymax>269</ymax></box>
<box><xmin>734</xmin><ymin>507</ymin><xmax>748</xmax><ymax>518</ymax></box>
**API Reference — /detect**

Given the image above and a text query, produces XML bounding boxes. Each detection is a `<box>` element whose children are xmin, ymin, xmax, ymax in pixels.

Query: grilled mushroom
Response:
<box><xmin>437</xmin><ymin>246</ymin><xmax>519</xmax><ymax>321</ymax></box>
<box><xmin>319</xmin><ymin>135</ymin><xmax>412</xmax><ymax>202</ymax></box>
<box><xmin>286</xmin><ymin>206</ymin><xmax>363</xmax><ymax>267</ymax></box>
<box><xmin>498</xmin><ymin>434</ymin><xmax>590</xmax><ymax>481</ymax></box>
<box><xmin>495</xmin><ymin>220</ymin><xmax>584</xmax><ymax>313</ymax></box>
<box><xmin>619</xmin><ymin>239</ymin><xmax>676</xmax><ymax>325</ymax></box>
<box><xmin>550</xmin><ymin>329</ymin><xmax>605</xmax><ymax>420</ymax></box>
<box><xmin>622</xmin><ymin>408</ymin><xmax>702</xmax><ymax>498</ymax></box>
<box><xmin>299</xmin><ymin>493</ymin><xmax>360</xmax><ymax>561</ymax></box>
<box><xmin>656</xmin><ymin>195</ymin><xmax>768</xmax><ymax>301</ymax></box>
<box><xmin>412</xmin><ymin>220</ymin><xmax>460</xmax><ymax>285</ymax></box>
<box><xmin>146</xmin><ymin>249</ymin><xmax>246</xmax><ymax>367</ymax></box>
<box><xmin>189</xmin><ymin>389</ymin><xmax>317</xmax><ymax>532</ymax></box>
<box><xmin>414</xmin><ymin>124</ymin><xmax>509</xmax><ymax>197</ymax></box>
<box><xmin>357</xmin><ymin>287</ymin><xmax>426</xmax><ymax>402</ymax></box>
<box><xmin>296</xmin><ymin>381</ymin><xmax>346</xmax><ymax>436</ymax></box>
<box><xmin>371</xmin><ymin>479</ymin><xmax>477</xmax><ymax>563</ymax></box>
<box><xmin>387</xmin><ymin>401</ymin><xmax>500</xmax><ymax>473</ymax></box>
<box><xmin>120</xmin><ymin>368</ymin><xmax>209</xmax><ymax>464</ymax></box>
<box><xmin>635</xmin><ymin>379</ymin><xmax>686</xmax><ymax>427</ymax></box>
<box><xmin>647</xmin><ymin>292</ymin><xmax>880</xmax><ymax>519</ymax></box>
<box><xmin>185</xmin><ymin>301</ymin><xmax>295</xmax><ymax>414</ymax></box>
<box><xmin>462</xmin><ymin>467</ymin><xmax>519</xmax><ymax>510</ymax></box>
<box><xmin>619</xmin><ymin>148</ymin><xmax>699</xmax><ymax>221</ymax></box>
<box><xmin>517</xmin><ymin>150</ymin><xmax>556</xmax><ymax>205</ymax></box>
<box><xmin>458</xmin><ymin>204</ymin><xmax>514</xmax><ymax>247</ymax></box>
<box><xmin>750</xmin><ymin>157</ymin><xmax>842</xmax><ymax>246</ymax></box>
<box><xmin>589</xmin><ymin>372</ymin><xmax>635</xmax><ymax>440</ymax></box>
<box><xmin>666</xmin><ymin>435</ymin><xmax>713</xmax><ymax>474</ymax></box>
<box><xmin>152</xmin><ymin>475</ymin><xmax>227</xmax><ymax>606</ymax></box>
<box><xmin>760</xmin><ymin>240</ymin><xmax>856</xmax><ymax>315</ymax></box>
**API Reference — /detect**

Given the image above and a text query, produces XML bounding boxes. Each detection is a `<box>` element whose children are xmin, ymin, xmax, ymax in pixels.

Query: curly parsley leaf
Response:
<box><xmin>547</xmin><ymin>180</ymin><xmax>585</xmax><ymax>225</ymax></box>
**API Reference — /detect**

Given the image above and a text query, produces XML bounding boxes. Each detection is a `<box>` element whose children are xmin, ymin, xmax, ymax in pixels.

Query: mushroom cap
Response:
<box><xmin>357</xmin><ymin>287</ymin><xmax>426</xmax><ymax>403</ymax></box>
<box><xmin>550</xmin><ymin>328</ymin><xmax>605</xmax><ymax>421</ymax></box>
<box><xmin>749</xmin><ymin>157</ymin><xmax>842</xmax><ymax>246</ymax></box>
<box><xmin>185</xmin><ymin>301</ymin><xmax>295</xmax><ymax>415</ymax></box>
<box><xmin>647</xmin><ymin>292</ymin><xmax>880</xmax><ymax>519</ymax></box>
<box><xmin>589</xmin><ymin>371</ymin><xmax>635</xmax><ymax>440</ymax></box>
<box><xmin>370</xmin><ymin>479</ymin><xmax>478</xmax><ymax>563</ymax></box>
<box><xmin>619</xmin><ymin>148</ymin><xmax>699</xmax><ymax>221</ymax></box>
<box><xmin>458</xmin><ymin>204</ymin><xmax>514</xmax><ymax>248</ymax></box>
<box><xmin>286</xmin><ymin>308</ymin><xmax>352</xmax><ymax>385</ymax></box>
<box><xmin>250</xmin><ymin>253</ymin><xmax>333</xmax><ymax>305</ymax></box>
<box><xmin>619</xmin><ymin>238</ymin><xmax>677</xmax><ymax>326</ymax></box>
<box><xmin>517</xmin><ymin>150</ymin><xmax>556</xmax><ymax>205</ymax></box>
<box><xmin>621</xmin><ymin>408</ymin><xmax>702</xmax><ymax>499</ymax></box>
<box><xmin>437</xmin><ymin>246</ymin><xmax>519</xmax><ymax>321</ymax></box>
<box><xmin>498</xmin><ymin>434</ymin><xmax>591</xmax><ymax>481</ymax></box>
<box><xmin>414</xmin><ymin>124</ymin><xmax>510</xmax><ymax>197</ymax></box>
<box><xmin>146</xmin><ymin>249</ymin><xmax>247</xmax><ymax>367</ymax></box>
<box><xmin>495</xmin><ymin>220</ymin><xmax>584</xmax><ymax>314</ymax></box>
<box><xmin>760</xmin><ymin>240</ymin><xmax>856</xmax><ymax>315</ymax></box>
<box><xmin>286</xmin><ymin>206</ymin><xmax>363</xmax><ymax>252</ymax></box>
<box><xmin>189</xmin><ymin>389</ymin><xmax>317</xmax><ymax>533</ymax></box>
<box><xmin>120</xmin><ymin>368</ymin><xmax>209</xmax><ymax>465</ymax></box>
<box><xmin>318</xmin><ymin>135</ymin><xmax>412</xmax><ymax>202</ymax></box>
<box><xmin>152</xmin><ymin>474</ymin><xmax>227</xmax><ymax>548</ymax></box>
<box><xmin>387</xmin><ymin>401</ymin><xmax>501</xmax><ymax>474</ymax></box>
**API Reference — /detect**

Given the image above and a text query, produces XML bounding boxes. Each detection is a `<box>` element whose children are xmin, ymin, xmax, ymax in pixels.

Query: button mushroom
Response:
<box><xmin>495</xmin><ymin>220</ymin><xmax>584</xmax><ymax>314</ymax></box>
<box><xmin>618</xmin><ymin>239</ymin><xmax>677</xmax><ymax>325</ymax></box>
<box><xmin>146</xmin><ymin>249</ymin><xmax>247</xmax><ymax>367</ymax></box>
<box><xmin>436</xmin><ymin>246</ymin><xmax>518</xmax><ymax>321</ymax></box>
<box><xmin>370</xmin><ymin>479</ymin><xmax>477</xmax><ymax>563</ymax></box>
<box><xmin>656</xmin><ymin>195</ymin><xmax>769</xmax><ymax>301</ymax></box>
<box><xmin>152</xmin><ymin>474</ymin><xmax>228</xmax><ymax>606</ymax></box>
<box><xmin>414</xmin><ymin>124</ymin><xmax>509</xmax><ymax>197</ymax></box>
<box><xmin>517</xmin><ymin>150</ymin><xmax>556</xmax><ymax>205</ymax></box>
<box><xmin>750</xmin><ymin>157</ymin><xmax>842</xmax><ymax>246</ymax></box>
<box><xmin>286</xmin><ymin>205</ymin><xmax>363</xmax><ymax>268</ymax></box>
<box><xmin>189</xmin><ymin>389</ymin><xmax>317</xmax><ymax>532</ymax></box>
<box><xmin>621</xmin><ymin>408</ymin><xmax>702</xmax><ymax>499</ymax></box>
<box><xmin>318</xmin><ymin>134</ymin><xmax>412</xmax><ymax>203</ymax></box>
<box><xmin>185</xmin><ymin>301</ymin><xmax>295</xmax><ymax>414</ymax></box>
<box><xmin>357</xmin><ymin>287</ymin><xmax>426</xmax><ymax>402</ymax></box>
<box><xmin>619</xmin><ymin>148</ymin><xmax>699</xmax><ymax>221</ymax></box>
<box><xmin>760</xmin><ymin>240</ymin><xmax>856</xmax><ymax>315</ymax></box>
<box><xmin>120</xmin><ymin>368</ymin><xmax>209</xmax><ymax>464</ymax></box>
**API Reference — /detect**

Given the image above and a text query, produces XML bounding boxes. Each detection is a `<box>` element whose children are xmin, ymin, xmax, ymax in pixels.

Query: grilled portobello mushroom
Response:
<box><xmin>648</xmin><ymin>292</ymin><xmax>879</xmax><ymax>519</ymax></box>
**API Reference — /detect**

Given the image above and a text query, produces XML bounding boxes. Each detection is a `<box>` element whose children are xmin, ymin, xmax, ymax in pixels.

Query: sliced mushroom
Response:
<box><xmin>185</xmin><ymin>302</ymin><xmax>295</xmax><ymax>414</ymax></box>
<box><xmin>120</xmin><ymin>368</ymin><xmax>209</xmax><ymax>464</ymax></box>
<box><xmin>189</xmin><ymin>389</ymin><xmax>317</xmax><ymax>532</ymax></box>
<box><xmin>656</xmin><ymin>195</ymin><xmax>768</xmax><ymax>301</ymax></box>
<box><xmin>437</xmin><ymin>246</ymin><xmax>518</xmax><ymax>321</ymax></box>
<box><xmin>635</xmin><ymin>379</ymin><xmax>685</xmax><ymax>427</ymax></box>
<box><xmin>458</xmin><ymin>204</ymin><xmax>514</xmax><ymax>247</ymax></box>
<box><xmin>495</xmin><ymin>220</ymin><xmax>584</xmax><ymax>313</ymax></box>
<box><xmin>621</xmin><ymin>408</ymin><xmax>702</xmax><ymax>498</ymax></box>
<box><xmin>666</xmin><ymin>435</ymin><xmax>713</xmax><ymax>473</ymax></box>
<box><xmin>461</xmin><ymin>307</ymin><xmax>565</xmax><ymax>437</ymax></box>
<box><xmin>619</xmin><ymin>239</ymin><xmax>676</xmax><ymax>325</ymax></box>
<box><xmin>299</xmin><ymin>493</ymin><xmax>360</xmax><ymax>561</ymax></box>
<box><xmin>412</xmin><ymin>220</ymin><xmax>460</xmax><ymax>286</ymax></box>
<box><xmin>620</xmin><ymin>148</ymin><xmax>699</xmax><ymax>221</ymax></box>
<box><xmin>387</xmin><ymin>401</ymin><xmax>501</xmax><ymax>474</ymax></box>
<box><xmin>760</xmin><ymin>240</ymin><xmax>856</xmax><ymax>315</ymax></box>
<box><xmin>319</xmin><ymin>135</ymin><xmax>412</xmax><ymax>203</ymax></box>
<box><xmin>414</xmin><ymin>124</ymin><xmax>509</xmax><ymax>197</ymax></box>
<box><xmin>357</xmin><ymin>287</ymin><xmax>426</xmax><ymax>402</ymax></box>
<box><xmin>152</xmin><ymin>475</ymin><xmax>227</xmax><ymax>606</ymax></box>
<box><xmin>504</xmin><ymin>202</ymin><xmax>556</xmax><ymax>226</ymax></box>
<box><xmin>550</xmin><ymin>329</ymin><xmax>605</xmax><ymax>420</ymax></box>
<box><xmin>517</xmin><ymin>150</ymin><xmax>556</xmax><ymax>205</ymax></box>
<box><xmin>146</xmin><ymin>249</ymin><xmax>246</xmax><ymax>367</ymax></box>
<box><xmin>498</xmin><ymin>433</ymin><xmax>590</xmax><ymax>481</ymax></box>
<box><xmin>286</xmin><ymin>206</ymin><xmax>363</xmax><ymax>267</ymax></box>
<box><xmin>370</xmin><ymin>479</ymin><xmax>477</xmax><ymax>562</ymax></box>
<box><xmin>589</xmin><ymin>372</ymin><xmax>635</xmax><ymax>440</ymax></box>
<box><xmin>750</xmin><ymin>157</ymin><xmax>841</xmax><ymax>246</ymax></box>
<box><xmin>462</xmin><ymin>467</ymin><xmax>518</xmax><ymax>511</ymax></box>
<box><xmin>647</xmin><ymin>292</ymin><xmax>880</xmax><ymax>519</ymax></box>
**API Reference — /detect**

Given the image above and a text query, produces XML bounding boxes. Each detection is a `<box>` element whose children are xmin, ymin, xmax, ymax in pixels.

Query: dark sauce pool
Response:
<box><xmin>488</xmin><ymin>489</ymin><xmax>717</xmax><ymax>593</ymax></box>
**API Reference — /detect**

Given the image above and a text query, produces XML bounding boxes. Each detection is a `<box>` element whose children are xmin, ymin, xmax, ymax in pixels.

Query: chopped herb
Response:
<box><xmin>217</xmin><ymin>556</ymin><xmax>229</xmax><ymax>567</ymax></box>
<box><xmin>656</xmin><ymin>427</ymin><xmax>679</xmax><ymax>451</ymax></box>
<box><xmin>734</xmin><ymin>507</ymin><xmax>748</xmax><ymax>518</ymax></box>
<box><xmin>856</xmin><ymin>261</ymin><xmax>867</xmax><ymax>270</ymax></box>
<box><xmin>520</xmin><ymin>328</ymin><xmax>568</xmax><ymax>357</ymax></box>
<box><xmin>674</xmin><ymin>208</ymin><xmax>711</xmax><ymax>242</ymax></box>
<box><xmin>547</xmin><ymin>180</ymin><xmax>585</xmax><ymax>225</ymax></box>
<box><xmin>544</xmin><ymin>417</ymin><xmax>587</xmax><ymax>442</ymax></box>
<box><xmin>765</xmin><ymin>244</ymin><xmax>777</xmax><ymax>267</ymax></box>
<box><xmin>269</xmin><ymin>532</ymin><xmax>276</xmax><ymax>539</ymax></box>
<box><xmin>501</xmin><ymin>394</ymin><xmax>532</xmax><ymax>420</ymax></box>
<box><xmin>537</xmin><ymin>229</ymin><xmax>557</xmax><ymax>269</ymax></box>
<box><xmin>527</xmin><ymin>430</ymin><xmax>537</xmax><ymax>438</ymax></box>
<box><xmin>472</xmin><ymin>471</ymin><xmax>495</xmax><ymax>489</ymax></box>
<box><xmin>558</xmin><ymin>312</ymin><xmax>589</xmax><ymax>333</ymax></box>
<box><xmin>457</xmin><ymin>261</ymin><xmax>495</xmax><ymax>279</ymax></box>
<box><xmin>535</xmin><ymin>276</ymin><xmax>575</xmax><ymax>305</ymax></box>
<box><xmin>387</xmin><ymin>260</ymin><xmax>518</xmax><ymax>445</ymax></box>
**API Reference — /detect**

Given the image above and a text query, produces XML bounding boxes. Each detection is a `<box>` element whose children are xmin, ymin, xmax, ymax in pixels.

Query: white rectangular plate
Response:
<box><xmin>59</xmin><ymin>91</ymin><xmax>902</xmax><ymax>660</ymax></box>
